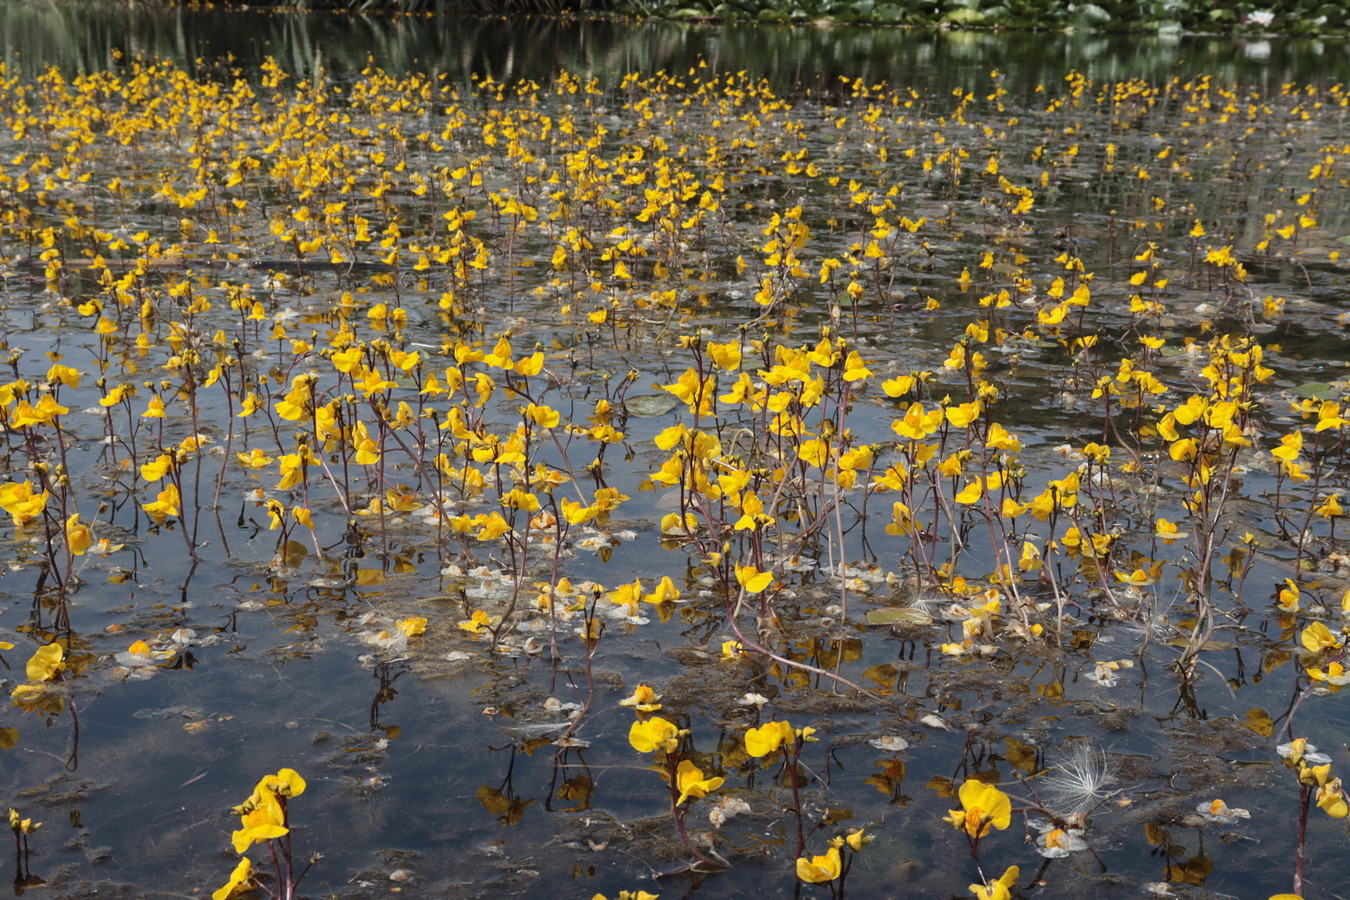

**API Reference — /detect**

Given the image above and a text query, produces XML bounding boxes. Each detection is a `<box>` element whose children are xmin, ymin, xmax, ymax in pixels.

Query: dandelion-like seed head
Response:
<box><xmin>1041</xmin><ymin>742</ymin><xmax>1117</xmax><ymax>818</ymax></box>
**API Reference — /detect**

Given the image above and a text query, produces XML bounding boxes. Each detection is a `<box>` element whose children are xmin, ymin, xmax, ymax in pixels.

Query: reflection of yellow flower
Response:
<box><xmin>674</xmin><ymin>760</ymin><xmax>724</xmax><ymax>805</ymax></box>
<box><xmin>795</xmin><ymin>846</ymin><xmax>842</xmax><ymax>883</ymax></box>
<box><xmin>945</xmin><ymin>779</ymin><xmax>1012</xmax><ymax>839</ymax></box>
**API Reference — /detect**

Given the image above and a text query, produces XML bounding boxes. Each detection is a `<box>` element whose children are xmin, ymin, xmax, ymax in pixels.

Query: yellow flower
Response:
<box><xmin>231</xmin><ymin>787</ymin><xmax>288</xmax><ymax>853</ymax></box>
<box><xmin>946</xmin><ymin>779</ymin><xmax>1012</xmax><ymax>839</ymax></box>
<box><xmin>619</xmin><ymin>684</ymin><xmax>662</xmax><ymax>712</ymax></box>
<box><xmin>734</xmin><ymin>565</ymin><xmax>773</xmax><ymax>594</ymax></box>
<box><xmin>7</xmin><ymin>808</ymin><xmax>39</xmax><ymax>836</ymax></box>
<box><xmin>457</xmin><ymin>610</ymin><xmax>498</xmax><ymax>634</ymax></box>
<box><xmin>66</xmin><ymin>514</ymin><xmax>93</xmax><ymax>555</ymax></box>
<box><xmin>1316</xmin><ymin>493</ymin><xmax>1345</xmax><ymax>519</ymax></box>
<box><xmin>674</xmin><ymin>759</ymin><xmax>724</xmax><ymax>805</ymax></box>
<box><xmin>986</xmin><ymin>423</ymin><xmax>1022</xmax><ymax>453</ymax></box>
<box><xmin>745</xmin><ymin>720</ymin><xmax>794</xmax><ymax>758</ymax></box>
<box><xmin>141</xmin><ymin>484</ymin><xmax>181</xmax><ymax>523</ymax></box>
<box><xmin>1309</xmin><ymin>661</ymin><xmax>1350</xmax><ymax>685</ymax></box>
<box><xmin>628</xmin><ymin>716</ymin><xmax>680</xmax><ymax>754</ymax></box>
<box><xmin>25</xmin><ymin>643</ymin><xmax>64</xmax><ymax>682</ymax></box>
<box><xmin>212</xmin><ymin>857</ymin><xmax>253</xmax><ymax>900</ymax></box>
<box><xmin>259</xmin><ymin>768</ymin><xmax>306</xmax><ymax>799</ymax></box>
<box><xmin>1316</xmin><ymin>778</ymin><xmax>1348</xmax><ymax>818</ymax></box>
<box><xmin>1155</xmin><ymin>517</ymin><xmax>1186</xmax><ymax>542</ymax></box>
<box><xmin>0</xmin><ymin>481</ymin><xmax>48</xmax><ymax>527</ymax></box>
<box><xmin>720</xmin><ymin>640</ymin><xmax>745</xmax><ymax>660</ymax></box>
<box><xmin>1301</xmin><ymin>621</ymin><xmax>1343</xmax><ymax>653</ymax></box>
<box><xmin>970</xmin><ymin>865</ymin><xmax>1020</xmax><ymax>900</ymax></box>
<box><xmin>45</xmin><ymin>364</ymin><xmax>80</xmax><ymax>389</ymax></box>
<box><xmin>643</xmin><ymin>576</ymin><xmax>681</xmax><ymax>605</ymax></box>
<box><xmin>9</xmin><ymin>395</ymin><xmax>68</xmax><ymax>428</ymax></box>
<box><xmin>707</xmin><ymin>341</ymin><xmax>741</xmax><ymax>371</ymax></box>
<box><xmin>396</xmin><ymin>617</ymin><xmax>426</xmax><ymax>637</ymax></box>
<box><xmin>795</xmin><ymin>846</ymin><xmax>842</xmax><ymax>883</ymax></box>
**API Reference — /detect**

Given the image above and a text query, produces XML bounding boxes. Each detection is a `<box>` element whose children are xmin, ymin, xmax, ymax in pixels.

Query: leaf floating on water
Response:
<box><xmin>1292</xmin><ymin>381</ymin><xmax>1336</xmax><ymax>400</ymax></box>
<box><xmin>919</xmin><ymin>714</ymin><xmax>951</xmax><ymax>731</ymax></box>
<box><xmin>867</xmin><ymin>735</ymin><xmax>910</xmax><ymax>752</ymax></box>
<box><xmin>552</xmin><ymin>736</ymin><xmax>590</xmax><ymax>748</ymax></box>
<box><xmin>623</xmin><ymin>393</ymin><xmax>680</xmax><ymax>417</ymax></box>
<box><xmin>1243</xmin><ymin>707</ymin><xmax>1275</xmax><ymax>738</ymax></box>
<box><xmin>865</xmin><ymin>607</ymin><xmax>934</xmax><ymax>626</ymax></box>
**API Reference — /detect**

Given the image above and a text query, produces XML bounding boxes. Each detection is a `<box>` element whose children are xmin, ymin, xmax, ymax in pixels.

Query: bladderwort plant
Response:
<box><xmin>626</xmin><ymin>708</ymin><xmax>729</xmax><ymax>874</ymax></box>
<box><xmin>1142</xmin><ymin>336</ymin><xmax>1275</xmax><ymax>681</ymax></box>
<box><xmin>10</xmin><ymin>641</ymin><xmax>80</xmax><ymax>771</ymax></box>
<box><xmin>8</xmin><ymin>807</ymin><xmax>41</xmax><ymax>888</ymax></box>
<box><xmin>214</xmin><ymin>768</ymin><xmax>317</xmax><ymax>900</ymax></box>
<box><xmin>943</xmin><ymin>777</ymin><xmax>1014</xmax><ymax>888</ymax></box>
<box><xmin>1275</xmin><ymin>738</ymin><xmax>1347</xmax><ymax>898</ymax></box>
<box><xmin>794</xmin><ymin>828</ymin><xmax>871</xmax><ymax>898</ymax></box>
<box><xmin>743</xmin><ymin>718</ymin><xmax>818</xmax><ymax>858</ymax></box>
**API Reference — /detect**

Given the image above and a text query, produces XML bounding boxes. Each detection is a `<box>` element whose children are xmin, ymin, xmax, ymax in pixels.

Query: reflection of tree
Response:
<box><xmin>2</xmin><ymin>6</ymin><xmax>1345</xmax><ymax>100</ymax></box>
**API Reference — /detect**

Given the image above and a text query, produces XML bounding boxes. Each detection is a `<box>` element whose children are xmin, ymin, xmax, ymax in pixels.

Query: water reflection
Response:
<box><xmin>2</xmin><ymin>2</ymin><xmax>1350</xmax><ymax>95</ymax></box>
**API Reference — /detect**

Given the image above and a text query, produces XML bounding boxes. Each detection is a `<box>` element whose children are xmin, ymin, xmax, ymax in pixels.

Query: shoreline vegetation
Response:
<box><xmin>189</xmin><ymin>0</ymin><xmax>1349</xmax><ymax>36</ymax></box>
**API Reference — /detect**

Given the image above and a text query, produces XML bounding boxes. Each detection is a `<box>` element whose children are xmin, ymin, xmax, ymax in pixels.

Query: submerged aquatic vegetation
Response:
<box><xmin>0</xmin><ymin>44</ymin><xmax>1347</xmax><ymax>897</ymax></box>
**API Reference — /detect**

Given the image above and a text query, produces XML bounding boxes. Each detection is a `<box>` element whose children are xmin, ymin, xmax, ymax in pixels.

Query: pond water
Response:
<box><xmin>2</xmin><ymin>4</ymin><xmax>1350</xmax><ymax>899</ymax></box>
